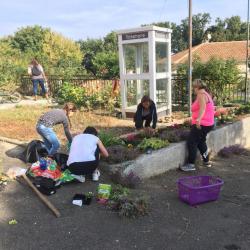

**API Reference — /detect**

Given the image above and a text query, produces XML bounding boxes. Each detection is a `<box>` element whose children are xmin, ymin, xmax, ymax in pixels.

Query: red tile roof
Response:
<box><xmin>172</xmin><ymin>41</ymin><xmax>249</xmax><ymax>64</ymax></box>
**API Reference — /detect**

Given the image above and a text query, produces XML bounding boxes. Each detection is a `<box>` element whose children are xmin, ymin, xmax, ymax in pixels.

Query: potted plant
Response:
<box><xmin>84</xmin><ymin>192</ymin><xmax>94</xmax><ymax>205</ymax></box>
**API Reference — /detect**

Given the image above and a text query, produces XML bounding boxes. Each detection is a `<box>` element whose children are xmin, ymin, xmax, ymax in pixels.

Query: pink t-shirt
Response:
<box><xmin>191</xmin><ymin>92</ymin><xmax>215</xmax><ymax>126</ymax></box>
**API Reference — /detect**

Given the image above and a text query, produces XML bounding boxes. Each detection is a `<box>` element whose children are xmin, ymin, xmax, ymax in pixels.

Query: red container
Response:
<box><xmin>177</xmin><ymin>176</ymin><xmax>224</xmax><ymax>206</ymax></box>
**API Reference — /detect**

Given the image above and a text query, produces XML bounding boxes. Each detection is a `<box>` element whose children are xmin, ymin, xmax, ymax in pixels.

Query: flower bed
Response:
<box><xmin>101</xmin><ymin>103</ymin><xmax>250</xmax><ymax>169</ymax></box>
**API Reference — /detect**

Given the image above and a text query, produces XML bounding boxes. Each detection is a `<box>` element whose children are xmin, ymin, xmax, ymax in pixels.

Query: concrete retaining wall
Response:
<box><xmin>107</xmin><ymin>116</ymin><xmax>250</xmax><ymax>179</ymax></box>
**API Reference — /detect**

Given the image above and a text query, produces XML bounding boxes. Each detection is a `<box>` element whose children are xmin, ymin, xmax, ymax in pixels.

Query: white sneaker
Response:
<box><xmin>71</xmin><ymin>174</ymin><xmax>85</xmax><ymax>183</ymax></box>
<box><xmin>92</xmin><ymin>170</ymin><xmax>100</xmax><ymax>182</ymax></box>
<box><xmin>180</xmin><ymin>164</ymin><xmax>196</xmax><ymax>172</ymax></box>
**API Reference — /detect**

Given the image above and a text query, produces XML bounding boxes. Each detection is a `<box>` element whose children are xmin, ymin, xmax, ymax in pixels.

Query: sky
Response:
<box><xmin>0</xmin><ymin>0</ymin><xmax>247</xmax><ymax>40</ymax></box>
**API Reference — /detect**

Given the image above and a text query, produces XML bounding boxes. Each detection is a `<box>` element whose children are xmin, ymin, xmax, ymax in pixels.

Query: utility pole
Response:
<box><xmin>245</xmin><ymin>0</ymin><xmax>250</xmax><ymax>103</ymax></box>
<box><xmin>188</xmin><ymin>0</ymin><xmax>192</xmax><ymax>115</ymax></box>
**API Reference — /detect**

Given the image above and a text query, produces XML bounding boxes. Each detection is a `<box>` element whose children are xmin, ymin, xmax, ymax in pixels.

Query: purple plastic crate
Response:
<box><xmin>177</xmin><ymin>176</ymin><xmax>224</xmax><ymax>206</ymax></box>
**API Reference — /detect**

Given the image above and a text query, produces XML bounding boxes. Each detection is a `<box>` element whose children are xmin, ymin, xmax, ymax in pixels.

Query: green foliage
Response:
<box><xmin>93</xmin><ymin>51</ymin><xmax>119</xmax><ymax>79</ymax></box>
<box><xmin>11</xmin><ymin>25</ymin><xmax>49</xmax><ymax>52</ymax></box>
<box><xmin>99</xmin><ymin>131</ymin><xmax>124</xmax><ymax>147</ymax></box>
<box><xmin>235</xmin><ymin>103</ymin><xmax>250</xmax><ymax>115</ymax></box>
<box><xmin>177</xmin><ymin>57</ymin><xmax>242</xmax><ymax>105</ymax></box>
<box><xmin>138</xmin><ymin>138</ymin><xmax>169</xmax><ymax>150</ymax></box>
<box><xmin>108</xmin><ymin>185</ymin><xmax>148</xmax><ymax>218</ymax></box>
<box><xmin>110</xmin><ymin>184</ymin><xmax>130</xmax><ymax>201</ymax></box>
<box><xmin>57</xmin><ymin>82</ymin><xmax>119</xmax><ymax>111</ymax></box>
<box><xmin>0</xmin><ymin>25</ymin><xmax>83</xmax><ymax>87</ymax></box>
<box><xmin>79</xmin><ymin>31</ymin><xmax>119</xmax><ymax>79</ymax></box>
<box><xmin>57</xmin><ymin>83</ymin><xmax>87</xmax><ymax>107</ymax></box>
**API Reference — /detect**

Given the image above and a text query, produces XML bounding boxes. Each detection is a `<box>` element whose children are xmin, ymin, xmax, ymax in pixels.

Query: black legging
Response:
<box><xmin>187</xmin><ymin>125</ymin><xmax>214</xmax><ymax>164</ymax></box>
<box><xmin>135</xmin><ymin>114</ymin><xmax>152</xmax><ymax>129</ymax></box>
<box><xmin>68</xmin><ymin>147</ymin><xmax>99</xmax><ymax>175</ymax></box>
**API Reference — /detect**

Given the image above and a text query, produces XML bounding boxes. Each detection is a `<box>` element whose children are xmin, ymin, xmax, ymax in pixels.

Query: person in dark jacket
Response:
<box><xmin>134</xmin><ymin>96</ymin><xmax>157</xmax><ymax>129</ymax></box>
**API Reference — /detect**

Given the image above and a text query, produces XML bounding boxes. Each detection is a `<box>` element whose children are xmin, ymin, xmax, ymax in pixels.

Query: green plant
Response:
<box><xmin>85</xmin><ymin>192</ymin><xmax>94</xmax><ymax>199</ymax></box>
<box><xmin>109</xmin><ymin>184</ymin><xmax>130</xmax><ymax>201</ymax></box>
<box><xmin>138</xmin><ymin>138</ymin><xmax>169</xmax><ymax>150</ymax></box>
<box><xmin>99</xmin><ymin>131</ymin><xmax>124</xmax><ymax>147</ymax></box>
<box><xmin>57</xmin><ymin>83</ymin><xmax>87</xmax><ymax>108</ymax></box>
<box><xmin>235</xmin><ymin>103</ymin><xmax>250</xmax><ymax>115</ymax></box>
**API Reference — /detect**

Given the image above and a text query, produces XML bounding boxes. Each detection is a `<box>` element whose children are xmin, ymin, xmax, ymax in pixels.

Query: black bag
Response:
<box><xmin>33</xmin><ymin>176</ymin><xmax>58</xmax><ymax>196</ymax></box>
<box><xmin>24</xmin><ymin>140</ymin><xmax>48</xmax><ymax>163</ymax></box>
<box><xmin>31</xmin><ymin>65</ymin><xmax>42</xmax><ymax>76</ymax></box>
<box><xmin>53</xmin><ymin>153</ymin><xmax>69</xmax><ymax>170</ymax></box>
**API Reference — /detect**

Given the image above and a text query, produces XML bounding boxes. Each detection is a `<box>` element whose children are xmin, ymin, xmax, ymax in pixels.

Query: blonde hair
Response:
<box><xmin>63</xmin><ymin>102</ymin><xmax>77</xmax><ymax>128</ymax></box>
<box><xmin>193</xmin><ymin>79</ymin><xmax>207</xmax><ymax>90</ymax></box>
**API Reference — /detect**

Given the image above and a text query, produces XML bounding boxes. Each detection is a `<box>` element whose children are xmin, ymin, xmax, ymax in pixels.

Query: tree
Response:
<box><xmin>42</xmin><ymin>31</ymin><xmax>83</xmax><ymax>78</ymax></box>
<box><xmin>92</xmin><ymin>51</ymin><xmax>119</xmax><ymax>79</ymax></box>
<box><xmin>176</xmin><ymin>57</ymin><xmax>242</xmax><ymax>104</ymax></box>
<box><xmin>79</xmin><ymin>32</ymin><xmax>119</xmax><ymax>78</ymax></box>
<box><xmin>207</xmin><ymin>16</ymin><xmax>247</xmax><ymax>42</ymax></box>
<box><xmin>11</xmin><ymin>25</ymin><xmax>50</xmax><ymax>53</ymax></box>
<box><xmin>150</xmin><ymin>13</ymin><xmax>211</xmax><ymax>52</ymax></box>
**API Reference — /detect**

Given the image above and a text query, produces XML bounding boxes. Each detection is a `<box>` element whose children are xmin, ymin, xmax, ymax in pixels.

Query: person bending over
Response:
<box><xmin>67</xmin><ymin>127</ymin><xmax>109</xmax><ymax>182</ymax></box>
<box><xmin>36</xmin><ymin>103</ymin><xmax>76</xmax><ymax>156</ymax></box>
<box><xmin>134</xmin><ymin>95</ymin><xmax>157</xmax><ymax>130</ymax></box>
<box><xmin>180</xmin><ymin>79</ymin><xmax>215</xmax><ymax>172</ymax></box>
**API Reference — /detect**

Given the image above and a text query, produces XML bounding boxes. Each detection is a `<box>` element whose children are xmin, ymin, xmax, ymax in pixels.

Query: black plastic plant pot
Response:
<box><xmin>83</xmin><ymin>197</ymin><xmax>92</xmax><ymax>205</ymax></box>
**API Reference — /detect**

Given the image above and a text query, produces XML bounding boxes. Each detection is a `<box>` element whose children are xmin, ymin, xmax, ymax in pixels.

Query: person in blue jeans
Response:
<box><xmin>28</xmin><ymin>59</ymin><xmax>48</xmax><ymax>101</ymax></box>
<box><xmin>36</xmin><ymin>103</ymin><xmax>76</xmax><ymax>156</ymax></box>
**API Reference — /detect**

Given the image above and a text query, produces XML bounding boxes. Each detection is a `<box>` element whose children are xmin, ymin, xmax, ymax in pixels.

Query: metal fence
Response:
<box><xmin>20</xmin><ymin>76</ymin><xmax>120</xmax><ymax>97</ymax></box>
<box><xmin>21</xmin><ymin>75</ymin><xmax>249</xmax><ymax>110</ymax></box>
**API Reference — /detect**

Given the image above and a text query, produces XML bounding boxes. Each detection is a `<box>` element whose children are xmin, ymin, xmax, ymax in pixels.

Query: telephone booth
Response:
<box><xmin>117</xmin><ymin>26</ymin><xmax>172</xmax><ymax>118</ymax></box>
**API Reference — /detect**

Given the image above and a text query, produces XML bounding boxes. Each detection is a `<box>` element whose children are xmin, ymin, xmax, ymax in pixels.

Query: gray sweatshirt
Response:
<box><xmin>37</xmin><ymin>109</ymin><xmax>72</xmax><ymax>142</ymax></box>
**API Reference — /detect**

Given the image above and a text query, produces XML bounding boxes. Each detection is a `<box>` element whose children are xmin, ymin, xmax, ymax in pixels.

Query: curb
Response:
<box><xmin>0</xmin><ymin>136</ymin><xmax>28</xmax><ymax>147</ymax></box>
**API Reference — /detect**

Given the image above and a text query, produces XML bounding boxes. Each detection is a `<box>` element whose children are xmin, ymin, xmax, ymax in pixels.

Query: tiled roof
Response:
<box><xmin>172</xmin><ymin>41</ymin><xmax>249</xmax><ymax>64</ymax></box>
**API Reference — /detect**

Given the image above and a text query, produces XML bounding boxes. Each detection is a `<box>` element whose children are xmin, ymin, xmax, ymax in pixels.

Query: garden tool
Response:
<box><xmin>6</xmin><ymin>167</ymin><xmax>61</xmax><ymax>218</ymax></box>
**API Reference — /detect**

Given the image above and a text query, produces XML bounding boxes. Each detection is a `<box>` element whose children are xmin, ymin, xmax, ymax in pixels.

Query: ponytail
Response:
<box><xmin>63</xmin><ymin>102</ymin><xmax>76</xmax><ymax>128</ymax></box>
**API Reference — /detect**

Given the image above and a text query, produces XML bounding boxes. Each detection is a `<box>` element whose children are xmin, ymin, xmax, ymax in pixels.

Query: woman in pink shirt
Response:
<box><xmin>180</xmin><ymin>79</ymin><xmax>215</xmax><ymax>172</ymax></box>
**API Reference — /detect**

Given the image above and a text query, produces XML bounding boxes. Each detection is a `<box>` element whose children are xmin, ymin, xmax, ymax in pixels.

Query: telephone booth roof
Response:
<box><xmin>116</xmin><ymin>25</ymin><xmax>172</xmax><ymax>35</ymax></box>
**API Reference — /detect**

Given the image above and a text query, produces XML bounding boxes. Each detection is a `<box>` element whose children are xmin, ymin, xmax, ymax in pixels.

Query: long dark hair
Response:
<box><xmin>140</xmin><ymin>95</ymin><xmax>152</xmax><ymax>105</ymax></box>
<box><xmin>63</xmin><ymin>102</ymin><xmax>76</xmax><ymax>128</ymax></box>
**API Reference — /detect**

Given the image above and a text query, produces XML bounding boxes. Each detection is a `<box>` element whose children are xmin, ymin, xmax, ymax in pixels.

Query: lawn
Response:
<box><xmin>0</xmin><ymin>105</ymin><xmax>134</xmax><ymax>142</ymax></box>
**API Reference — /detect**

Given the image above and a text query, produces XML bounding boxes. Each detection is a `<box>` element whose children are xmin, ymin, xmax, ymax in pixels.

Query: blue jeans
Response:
<box><xmin>32</xmin><ymin>79</ymin><xmax>46</xmax><ymax>95</ymax></box>
<box><xmin>36</xmin><ymin>124</ymin><xmax>60</xmax><ymax>155</ymax></box>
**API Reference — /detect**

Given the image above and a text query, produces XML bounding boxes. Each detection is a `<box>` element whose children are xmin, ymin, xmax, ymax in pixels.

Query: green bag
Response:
<box><xmin>97</xmin><ymin>183</ymin><xmax>112</xmax><ymax>200</ymax></box>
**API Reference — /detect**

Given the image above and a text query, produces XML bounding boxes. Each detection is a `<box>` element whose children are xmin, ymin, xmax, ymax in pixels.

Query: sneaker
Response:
<box><xmin>180</xmin><ymin>164</ymin><xmax>196</xmax><ymax>172</ymax></box>
<box><xmin>71</xmin><ymin>174</ymin><xmax>85</xmax><ymax>183</ymax></box>
<box><xmin>92</xmin><ymin>170</ymin><xmax>100</xmax><ymax>181</ymax></box>
<box><xmin>203</xmin><ymin>161</ymin><xmax>212</xmax><ymax>168</ymax></box>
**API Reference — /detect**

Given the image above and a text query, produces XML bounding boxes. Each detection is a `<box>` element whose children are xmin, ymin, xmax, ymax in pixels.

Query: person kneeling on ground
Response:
<box><xmin>134</xmin><ymin>95</ymin><xmax>157</xmax><ymax>130</ymax></box>
<box><xmin>36</xmin><ymin>103</ymin><xmax>76</xmax><ymax>156</ymax></box>
<box><xmin>180</xmin><ymin>79</ymin><xmax>215</xmax><ymax>172</ymax></box>
<box><xmin>67</xmin><ymin>127</ymin><xmax>109</xmax><ymax>182</ymax></box>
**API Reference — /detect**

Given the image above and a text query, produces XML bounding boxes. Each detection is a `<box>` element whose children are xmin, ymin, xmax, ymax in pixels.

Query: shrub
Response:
<box><xmin>235</xmin><ymin>103</ymin><xmax>250</xmax><ymax>115</ymax></box>
<box><xmin>138</xmin><ymin>138</ymin><xmax>169</xmax><ymax>150</ymax></box>
<box><xmin>57</xmin><ymin>83</ymin><xmax>87</xmax><ymax>108</ymax></box>
<box><xmin>218</xmin><ymin>145</ymin><xmax>246</xmax><ymax>158</ymax></box>
<box><xmin>108</xmin><ymin>185</ymin><xmax>148</xmax><ymax>218</ymax></box>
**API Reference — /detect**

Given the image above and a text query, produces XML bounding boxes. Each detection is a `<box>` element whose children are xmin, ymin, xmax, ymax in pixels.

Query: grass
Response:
<box><xmin>0</xmin><ymin>105</ymin><xmax>134</xmax><ymax>142</ymax></box>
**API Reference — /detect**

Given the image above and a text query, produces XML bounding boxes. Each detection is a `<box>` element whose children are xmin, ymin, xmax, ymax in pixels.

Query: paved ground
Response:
<box><xmin>0</xmin><ymin>142</ymin><xmax>250</xmax><ymax>250</ymax></box>
<box><xmin>0</xmin><ymin>98</ymin><xmax>55</xmax><ymax>110</ymax></box>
